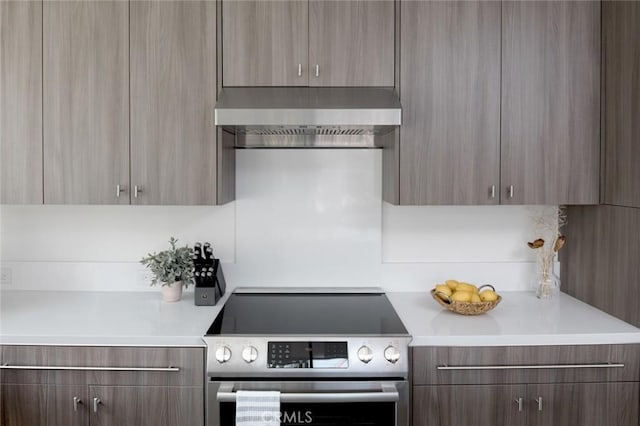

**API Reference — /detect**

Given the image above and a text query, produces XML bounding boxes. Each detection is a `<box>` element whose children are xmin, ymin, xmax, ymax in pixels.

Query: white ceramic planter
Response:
<box><xmin>161</xmin><ymin>281</ymin><xmax>183</xmax><ymax>302</ymax></box>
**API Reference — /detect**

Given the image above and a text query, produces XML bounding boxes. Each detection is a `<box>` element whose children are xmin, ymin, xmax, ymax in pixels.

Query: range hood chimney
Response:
<box><xmin>214</xmin><ymin>87</ymin><xmax>401</xmax><ymax>148</ymax></box>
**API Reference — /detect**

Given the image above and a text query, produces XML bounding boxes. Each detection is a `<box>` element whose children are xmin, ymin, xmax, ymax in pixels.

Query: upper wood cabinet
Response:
<box><xmin>222</xmin><ymin>0</ymin><xmax>308</xmax><ymax>87</ymax></box>
<box><xmin>0</xmin><ymin>0</ymin><xmax>43</xmax><ymax>204</ymax></box>
<box><xmin>603</xmin><ymin>1</ymin><xmax>640</xmax><ymax>209</ymax></box>
<box><xmin>130</xmin><ymin>1</ymin><xmax>218</xmax><ymax>205</ymax></box>
<box><xmin>399</xmin><ymin>1</ymin><xmax>501</xmax><ymax>205</ymax></box>
<box><xmin>43</xmin><ymin>0</ymin><xmax>130</xmax><ymax>205</ymax></box>
<box><xmin>222</xmin><ymin>0</ymin><xmax>394</xmax><ymax>87</ymax></box>
<box><xmin>501</xmin><ymin>1</ymin><xmax>600</xmax><ymax>205</ymax></box>
<box><xmin>393</xmin><ymin>0</ymin><xmax>601</xmax><ymax>206</ymax></box>
<box><xmin>308</xmin><ymin>0</ymin><xmax>394</xmax><ymax>87</ymax></box>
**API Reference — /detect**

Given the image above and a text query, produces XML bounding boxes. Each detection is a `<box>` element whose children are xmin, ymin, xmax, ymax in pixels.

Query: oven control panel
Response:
<box><xmin>268</xmin><ymin>341</ymin><xmax>349</xmax><ymax>369</ymax></box>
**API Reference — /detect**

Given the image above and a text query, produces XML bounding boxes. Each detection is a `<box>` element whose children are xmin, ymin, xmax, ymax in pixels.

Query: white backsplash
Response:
<box><xmin>0</xmin><ymin>149</ymin><xmax>542</xmax><ymax>293</ymax></box>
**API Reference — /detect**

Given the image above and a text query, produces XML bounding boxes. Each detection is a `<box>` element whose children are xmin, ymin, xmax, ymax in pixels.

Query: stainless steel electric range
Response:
<box><xmin>204</xmin><ymin>287</ymin><xmax>411</xmax><ymax>426</ymax></box>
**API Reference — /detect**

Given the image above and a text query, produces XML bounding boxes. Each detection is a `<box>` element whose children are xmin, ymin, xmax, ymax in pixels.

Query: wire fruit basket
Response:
<box><xmin>431</xmin><ymin>284</ymin><xmax>501</xmax><ymax>315</ymax></box>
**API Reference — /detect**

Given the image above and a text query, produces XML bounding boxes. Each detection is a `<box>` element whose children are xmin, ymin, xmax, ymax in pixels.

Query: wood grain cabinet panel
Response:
<box><xmin>0</xmin><ymin>0</ymin><xmax>43</xmax><ymax>204</ymax></box>
<box><xmin>0</xmin><ymin>384</ymin><xmax>47</xmax><ymax>426</ymax></box>
<box><xmin>1</xmin><ymin>345</ymin><xmax>205</xmax><ymax>425</ymax></box>
<box><xmin>562</xmin><ymin>205</ymin><xmax>640</xmax><ymax>328</ymax></box>
<box><xmin>89</xmin><ymin>385</ymin><xmax>203</xmax><ymax>426</ymax></box>
<box><xmin>130</xmin><ymin>0</ymin><xmax>218</xmax><ymax>205</ymax></box>
<box><xmin>222</xmin><ymin>0</ymin><xmax>393</xmax><ymax>87</ymax></box>
<box><xmin>43</xmin><ymin>0</ymin><xmax>129</xmax><ymax>204</ymax></box>
<box><xmin>309</xmin><ymin>0</ymin><xmax>394</xmax><ymax>87</ymax></box>
<box><xmin>47</xmin><ymin>385</ymin><xmax>88</xmax><ymax>426</ymax></box>
<box><xmin>603</xmin><ymin>1</ymin><xmax>640</xmax><ymax>208</ymax></box>
<box><xmin>412</xmin><ymin>346</ymin><xmax>640</xmax><ymax>426</ymax></box>
<box><xmin>528</xmin><ymin>383</ymin><xmax>639</xmax><ymax>426</ymax></box>
<box><xmin>399</xmin><ymin>1</ymin><xmax>501</xmax><ymax>205</ymax></box>
<box><xmin>412</xmin><ymin>345</ymin><xmax>640</xmax><ymax>386</ymax></box>
<box><xmin>501</xmin><ymin>1</ymin><xmax>600</xmax><ymax>205</ymax></box>
<box><xmin>413</xmin><ymin>384</ymin><xmax>527</xmax><ymax>426</ymax></box>
<box><xmin>414</xmin><ymin>383</ymin><xmax>638</xmax><ymax>426</ymax></box>
<box><xmin>222</xmin><ymin>0</ymin><xmax>308</xmax><ymax>87</ymax></box>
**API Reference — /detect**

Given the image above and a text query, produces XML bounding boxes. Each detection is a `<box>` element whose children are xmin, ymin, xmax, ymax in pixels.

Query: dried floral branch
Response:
<box><xmin>553</xmin><ymin>235</ymin><xmax>566</xmax><ymax>252</ymax></box>
<box><xmin>527</xmin><ymin>238</ymin><xmax>545</xmax><ymax>249</ymax></box>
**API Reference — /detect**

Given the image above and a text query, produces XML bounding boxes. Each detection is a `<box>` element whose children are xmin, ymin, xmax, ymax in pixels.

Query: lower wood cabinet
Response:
<box><xmin>0</xmin><ymin>384</ymin><xmax>48</xmax><ymax>426</ymax></box>
<box><xmin>414</xmin><ymin>382</ymin><xmax>638</xmax><ymax>426</ymax></box>
<box><xmin>89</xmin><ymin>386</ymin><xmax>203</xmax><ymax>426</ymax></box>
<box><xmin>414</xmin><ymin>384</ymin><xmax>526</xmax><ymax>426</ymax></box>
<box><xmin>0</xmin><ymin>346</ymin><xmax>205</xmax><ymax>426</ymax></box>
<box><xmin>412</xmin><ymin>345</ymin><xmax>640</xmax><ymax>426</ymax></box>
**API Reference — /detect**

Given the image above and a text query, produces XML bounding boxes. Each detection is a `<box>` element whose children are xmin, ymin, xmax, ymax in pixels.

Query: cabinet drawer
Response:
<box><xmin>1</xmin><ymin>346</ymin><xmax>204</xmax><ymax>386</ymax></box>
<box><xmin>412</xmin><ymin>345</ymin><xmax>640</xmax><ymax>385</ymax></box>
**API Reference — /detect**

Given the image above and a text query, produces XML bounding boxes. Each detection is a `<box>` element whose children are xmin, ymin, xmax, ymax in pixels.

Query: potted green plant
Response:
<box><xmin>140</xmin><ymin>237</ymin><xmax>194</xmax><ymax>302</ymax></box>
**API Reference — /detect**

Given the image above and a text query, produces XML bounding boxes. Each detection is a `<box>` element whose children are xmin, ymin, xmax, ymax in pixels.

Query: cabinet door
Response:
<box><xmin>603</xmin><ymin>1</ymin><xmax>640</xmax><ymax>208</ymax></box>
<box><xmin>222</xmin><ymin>0</ymin><xmax>308</xmax><ymax>87</ymax></box>
<box><xmin>399</xmin><ymin>1</ymin><xmax>501</xmax><ymax>205</ymax></box>
<box><xmin>90</xmin><ymin>385</ymin><xmax>204</xmax><ymax>426</ymax></box>
<box><xmin>501</xmin><ymin>1</ymin><xmax>600</xmax><ymax>205</ymax></box>
<box><xmin>528</xmin><ymin>383</ymin><xmax>639</xmax><ymax>426</ymax></box>
<box><xmin>43</xmin><ymin>0</ymin><xmax>129</xmax><ymax>204</ymax></box>
<box><xmin>130</xmin><ymin>1</ymin><xmax>218</xmax><ymax>205</ymax></box>
<box><xmin>47</xmin><ymin>385</ymin><xmax>88</xmax><ymax>426</ymax></box>
<box><xmin>0</xmin><ymin>384</ymin><xmax>47</xmax><ymax>426</ymax></box>
<box><xmin>413</xmin><ymin>385</ymin><xmax>527</xmax><ymax>426</ymax></box>
<box><xmin>0</xmin><ymin>0</ymin><xmax>43</xmax><ymax>204</ymax></box>
<box><xmin>309</xmin><ymin>0</ymin><xmax>394</xmax><ymax>87</ymax></box>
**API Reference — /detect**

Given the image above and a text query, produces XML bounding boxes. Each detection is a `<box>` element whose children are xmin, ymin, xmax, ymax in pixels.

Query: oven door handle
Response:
<box><xmin>216</xmin><ymin>383</ymin><xmax>399</xmax><ymax>404</ymax></box>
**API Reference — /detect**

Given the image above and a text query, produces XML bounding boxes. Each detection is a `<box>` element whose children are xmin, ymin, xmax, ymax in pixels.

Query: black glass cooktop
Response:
<box><xmin>206</xmin><ymin>292</ymin><xmax>409</xmax><ymax>336</ymax></box>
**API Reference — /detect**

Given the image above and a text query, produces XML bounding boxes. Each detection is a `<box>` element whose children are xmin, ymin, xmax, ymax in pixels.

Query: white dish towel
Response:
<box><xmin>235</xmin><ymin>390</ymin><xmax>281</xmax><ymax>426</ymax></box>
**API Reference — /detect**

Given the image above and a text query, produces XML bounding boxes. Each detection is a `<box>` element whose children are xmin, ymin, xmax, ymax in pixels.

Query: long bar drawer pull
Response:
<box><xmin>436</xmin><ymin>363</ymin><xmax>624</xmax><ymax>371</ymax></box>
<box><xmin>0</xmin><ymin>364</ymin><xmax>180</xmax><ymax>372</ymax></box>
<box><xmin>217</xmin><ymin>384</ymin><xmax>399</xmax><ymax>404</ymax></box>
<box><xmin>218</xmin><ymin>391</ymin><xmax>399</xmax><ymax>404</ymax></box>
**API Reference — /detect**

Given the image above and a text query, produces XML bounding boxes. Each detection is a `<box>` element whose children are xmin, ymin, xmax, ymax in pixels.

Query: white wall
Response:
<box><xmin>0</xmin><ymin>149</ymin><xmax>545</xmax><ymax>293</ymax></box>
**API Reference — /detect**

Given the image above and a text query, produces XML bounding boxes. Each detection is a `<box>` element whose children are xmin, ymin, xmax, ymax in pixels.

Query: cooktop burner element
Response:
<box><xmin>204</xmin><ymin>288</ymin><xmax>411</xmax><ymax>379</ymax></box>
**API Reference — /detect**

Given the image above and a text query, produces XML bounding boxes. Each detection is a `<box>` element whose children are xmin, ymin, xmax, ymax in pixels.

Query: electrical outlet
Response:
<box><xmin>1</xmin><ymin>267</ymin><xmax>12</xmax><ymax>286</ymax></box>
<box><xmin>136</xmin><ymin>267</ymin><xmax>152</xmax><ymax>287</ymax></box>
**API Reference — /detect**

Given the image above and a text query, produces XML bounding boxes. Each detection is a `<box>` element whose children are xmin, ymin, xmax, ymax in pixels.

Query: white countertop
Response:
<box><xmin>387</xmin><ymin>291</ymin><xmax>640</xmax><ymax>346</ymax></box>
<box><xmin>0</xmin><ymin>290</ymin><xmax>226</xmax><ymax>347</ymax></box>
<box><xmin>2</xmin><ymin>289</ymin><xmax>639</xmax><ymax>348</ymax></box>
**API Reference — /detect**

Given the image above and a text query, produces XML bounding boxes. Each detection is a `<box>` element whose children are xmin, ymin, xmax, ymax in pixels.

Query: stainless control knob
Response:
<box><xmin>242</xmin><ymin>346</ymin><xmax>258</xmax><ymax>363</ymax></box>
<box><xmin>357</xmin><ymin>345</ymin><xmax>374</xmax><ymax>363</ymax></box>
<box><xmin>215</xmin><ymin>346</ymin><xmax>232</xmax><ymax>363</ymax></box>
<box><xmin>384</xmin><ymin>345</ymin><xmax>401</xmax><ymax>364</ymax></box>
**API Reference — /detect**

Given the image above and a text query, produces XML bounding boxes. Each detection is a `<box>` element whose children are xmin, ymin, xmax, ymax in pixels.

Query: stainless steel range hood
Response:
<box><xmin>214</xmin><ymin>87</ymin><xmax>401</xmax><ymax>148</ymax></box>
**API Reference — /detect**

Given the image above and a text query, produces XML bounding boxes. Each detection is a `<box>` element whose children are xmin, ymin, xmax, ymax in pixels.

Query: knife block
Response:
<box><xmin>195</xmin><ymin>258</ymin><xmax>226</xmax><ymax>306</ymax></box>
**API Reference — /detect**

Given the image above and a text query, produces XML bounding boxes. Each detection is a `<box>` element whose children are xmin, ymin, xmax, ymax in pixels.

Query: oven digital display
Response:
<box><xmin>268</xmin><ymin>342</ymin><xmax>348</xmax><ymax>368</ymax></box>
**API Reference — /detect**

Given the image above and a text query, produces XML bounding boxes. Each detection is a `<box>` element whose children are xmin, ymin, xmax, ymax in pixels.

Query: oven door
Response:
<box><xmin>208</xmin><ymin>380</ymin><xmax>408</xmax><ymax>426</ymax></box>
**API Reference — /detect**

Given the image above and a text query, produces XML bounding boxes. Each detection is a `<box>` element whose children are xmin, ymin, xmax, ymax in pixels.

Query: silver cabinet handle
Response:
<box><xmin>93</xmin><ymin>397</ymin><xmax>101</xmax><ymax>413</ymax></box>
<box><xmin>73</xmin><ymin>396</ymin><xmax>82</xmax><ymax>412</ymax></box>
<box><xmin>507</xmin><ymin>185</ymin><xmax>514</xmax><ymax>198</ymax></box>
<box><xmin>0</xmin><ymin>364</ymin><xmax>180</xmax><ymax>372</ymax></box>
<box><xmin>535</xmin><ymin>396</ymin><xmax>543</xmax><ymax>411</ymax></box>
<box><xmin>436</xmin><ymin>363</ymin><xmax>624</xmax><ymax>370</ymax></box>
<box><xmin>515</xmin><ymin>397</ymin><xmax>523</xmax><ymax>412</ymax></box>
<box><xmin>116</xmin><ymin>184</ymin><xmax>126</xmax><ymax>198</ymax></box>
<box><xmin>490</xmin><ymin>185</ymin><xmax>496</xmax><ymax>199</ymax></box>
<box><xmin>297</xmin><ymin>63</ymin><xmax>302</xmax><ymax>77</ymax></box>
<box><xmin>134</xmin><ymin>185</ymin><xmax>142</xmax><ymax>198</ymax></box>
<box><xmin>315</xmin><ymin>64</ymin><xmax>319</xmax><ymax>78</ymax></box>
